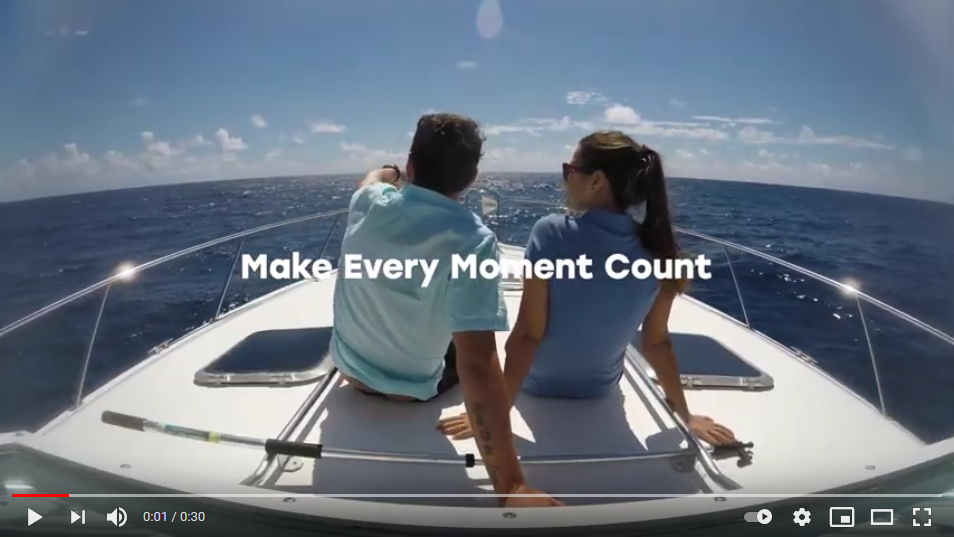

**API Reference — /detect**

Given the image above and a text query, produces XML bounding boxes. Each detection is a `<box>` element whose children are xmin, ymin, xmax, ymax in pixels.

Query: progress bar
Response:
<box><xmin>13</xmin><ymin>494</ymin><xmax>948</xmax><ymax>498</ymax></box>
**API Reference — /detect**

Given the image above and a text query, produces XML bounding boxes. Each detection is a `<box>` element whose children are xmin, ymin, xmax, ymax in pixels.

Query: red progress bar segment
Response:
<box><xmin>11</xmin><ymin>494</ymin><xmax>70</xmax><ymax>497</ymax></box>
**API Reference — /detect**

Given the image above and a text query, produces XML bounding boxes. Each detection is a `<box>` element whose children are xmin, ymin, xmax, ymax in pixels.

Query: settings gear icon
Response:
<box><xmin>793</xmin><ymin>508</ymin><xmax>811</xmax><ymax>526</ymax></box>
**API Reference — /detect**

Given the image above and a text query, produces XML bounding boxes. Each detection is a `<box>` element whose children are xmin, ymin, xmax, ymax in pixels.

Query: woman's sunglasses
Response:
<box><xmin>562</xmin><ymin>162</ymin><xmax>587</xmax><ymax>182</ymax></box>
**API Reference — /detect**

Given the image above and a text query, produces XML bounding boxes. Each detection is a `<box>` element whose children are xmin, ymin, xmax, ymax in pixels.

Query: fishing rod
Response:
<box><xmin>99</xmin><ymin>410</ymin><xmax>710</xmax><ymax>467</ymax></box>
<box><xmin>100</xmin><ymin>410</ymin><xmax>478</xmax><ymax>466</ymax></box>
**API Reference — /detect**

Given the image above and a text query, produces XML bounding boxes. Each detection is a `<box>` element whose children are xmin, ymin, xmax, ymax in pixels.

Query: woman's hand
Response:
<box><xmin>436</xmin><ymin>412</ymin><xmax>474</xmax><ymax>440</ymax></box>
<box><xmin>687</xmin><ymin>415</ymin><xmax>736</xmax><ymax>446</ymax></box>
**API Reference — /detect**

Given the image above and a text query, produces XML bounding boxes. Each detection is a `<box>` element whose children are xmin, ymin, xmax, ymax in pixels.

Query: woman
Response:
<box><xmin>438</xmin><ymin>131</ymin><xmax>736</xmax><ymax>446</ymax></box>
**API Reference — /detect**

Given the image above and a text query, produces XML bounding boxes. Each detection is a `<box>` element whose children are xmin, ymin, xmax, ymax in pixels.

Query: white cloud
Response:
<box><xmin>4</xmin><ymin>143</ymin><xmax>99</xmax><ymax>185</ymax></box>
<box><xmin>215</xmin><ymin>128</ymin><xmax>248</xmax><ymax>151</ymax></box>
<box><xmin>1</xmin><ymin>84</ymin><xmax>938</xmax><ymax>202</ymax></box>
<box><xmin>692</xmin><ymin>115</ymin><xmax>775</xmax><ymax>126</ymax></box>
<box><xmin>737</xmin><ymin>124</ymin><xmax>892</xmax><ymax>149</ymax></box>
<box><xmin>339</xmin><ymin>141</ymin><xmax>403</xmax><ymax>163</ymax></box>
<box><xmin>137</xmin><ymin>131</ymin><xmax>184</xmax><ymax>158</ymax></box>
<box><xmin>566</xmin><ymin>91</ymin><xmax>607</xmax><ymax>105</ymax></box>
<box><xmin>808</xmin><ymin>162</ymin><xmax>833</xmax><ymax>176</ymax></box>
<box><xmin>103</xmin><ymin>150</ymin><xmax>138</xmax><ymax>171</ymax></box>
<box><xmin>603</xmin><ymin>104</ymin><xmax>642</xmax><ymax>125</ymax></box>
<box><xmin>250</xmin><ymin>114</ymin><xmax>268</xmax><ymax>128</ymax></box>
<box><xmin>145</xmin><ymin>140</ymin><xmax>180</xmax><ymax>157</ymax></box>
<box><xmin>669</xmin><ymin>98</ymin><xmax>686</xmax><ymax>108</ymax></box>
<box><xmin>484</xmin><ymin>116</ymin><xmax>587</xmax><ymax>136</ymax></box>
<box><xmin>45</xmin><ymin>26</ymin><xmax>89</xmax><ymax>37</ymax></box>
<box><xmin>621</xmin><ymin>122</ymin><xmax>729</xmax><ymax>142</ymax></box>
<box><xmin>457</xmin><ymin>61</ymin><xmax>478</xmax><ymax>70</ymax></box>
<box><xmin>309</xmin><ymin>120</ymin><xmax>346</xmax><ymax>134</ymax></box>
<box><xmin>597</xmin><ymin>105</ymin><xmax>730</xmax><ymax>141</ymax></box>
<box><xmin>487</xmin><ymin>105</ymin><xmax>729</xmax><ymax>142</ymax></box>
<box><xmin>901</xmin><ymin>145</ymin><xmax>924</xmax><ymax>161</ymax></box>
<box><xmin>130</xmin><ymin>96</ymin><xmax>150</xmax><ymax>107</ymax></box>
<box><xmin>177</xmin><ymin>134</ymin><xmax>213</xmax><ymax>150</ymax></box>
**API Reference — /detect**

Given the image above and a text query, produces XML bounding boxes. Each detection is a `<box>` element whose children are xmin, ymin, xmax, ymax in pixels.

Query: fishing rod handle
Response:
<box><xmin>102</xmin><ymin>411</ymin><xmax>146</xmax><ymax>431</ymax></box>
<box><xmin>264</xmin><ymin>439</ymin><xmax>324</xmax><ymax>459</ymax></box>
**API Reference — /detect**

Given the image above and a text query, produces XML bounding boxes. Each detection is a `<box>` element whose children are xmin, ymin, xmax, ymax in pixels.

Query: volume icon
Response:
<box><xmin>106</xmin><ymin>507</ymin><xmax>127</xmax><ymax>527</ymax></box>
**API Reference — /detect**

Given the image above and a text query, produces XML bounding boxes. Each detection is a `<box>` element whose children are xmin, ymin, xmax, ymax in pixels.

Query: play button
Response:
<box><xmin>27</xmin><ymin>508</ymin><xmax>43</xmax><ymax>526</ymax></box>
<box><xmin>757</xmin><ymin>509</ymin><xmax>773</xmax><ymax>524</ymax></box>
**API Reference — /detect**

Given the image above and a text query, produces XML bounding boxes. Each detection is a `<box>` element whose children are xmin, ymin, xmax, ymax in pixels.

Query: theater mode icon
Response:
<box><xmin>870</xmin><ymin>509</ymin><xmax>893</xmax><ymax>526</ymax></box>
<box><xmin>830</xmin><ymin>507</ymin><xmax>855</xmax><ymax>527</ymax></box>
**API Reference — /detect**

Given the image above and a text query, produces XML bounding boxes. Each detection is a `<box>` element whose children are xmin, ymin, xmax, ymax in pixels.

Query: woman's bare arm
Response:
<box><xmin>639</xmin><ymin>282</ymin><xmax>736</xmax><ymax>445</ymax></box>
<box><xmin>502</xmin><ymin>276</ymin><xmax>548</xmax><ymax>407</ymax></box>
<box><xmin>640</xmin><ymin>285</ymin><xmax>691</xmax><ymax>421</ymax></box>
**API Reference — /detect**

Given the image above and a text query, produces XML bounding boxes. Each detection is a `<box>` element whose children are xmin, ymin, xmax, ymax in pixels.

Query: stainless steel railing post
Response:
<box><xmin>856</xmin><ymin>295</ymin><xmax>887</xmax><ymax>415</ymax></box>
<box><xmin>74</xmin><ymin>282</ymin><xmax>111</xmax><ymax>410</ymax></box>
<box><xmin>214</xmin><ymin>238</ymin><xmax>246</xmax><ymax>320</ymax></box>
<box><xmin>316</xmin><ymin>214</ymin><xmax>341</xmax><ymax>261</ymax></box>
<box><xmin>723</xmin><ymin>246</ymin><xmax>751</xmax><ymax>327</ymax></box>
<box><xmin>624</xmin><ymin>352</ymin><xmax>742</xmax><ymax>491</ymax></box>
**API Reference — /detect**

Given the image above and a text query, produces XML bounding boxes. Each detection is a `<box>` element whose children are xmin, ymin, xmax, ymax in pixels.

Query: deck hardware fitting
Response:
<box><xmin>283</xmin><ymin>457</ymin><xmax>304</xmax><ymax>472</ymax></box>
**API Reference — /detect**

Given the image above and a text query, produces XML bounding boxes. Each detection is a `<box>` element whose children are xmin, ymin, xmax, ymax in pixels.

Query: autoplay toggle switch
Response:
<box><xmin>744</xmin><ymin>509</ymin><xmax>773</xmax><ymax>524</ymax></box>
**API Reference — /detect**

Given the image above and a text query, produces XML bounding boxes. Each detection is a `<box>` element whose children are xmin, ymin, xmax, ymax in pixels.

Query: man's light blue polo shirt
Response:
<box><xmin>330</xmin><ymin>182</ymin><xmax>509</xmax><ymax>400</ymax></box>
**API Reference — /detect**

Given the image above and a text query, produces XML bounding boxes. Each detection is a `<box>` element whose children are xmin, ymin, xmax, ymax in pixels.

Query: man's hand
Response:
<box><xmin>379</xmin><ymin>165</ymin><xmax>402</xmax><ymax>186</ymax></box>
<box><xmin>503</xmin><ymin>484</ymin><xmax>565</xmax><ymax>508</ymax></box>
<box><xmin>436</xmin><ymin>412</ymin><xmax>474</xmax><ymax>440</ymax></box>
<box><xmin>687</xmin><ymin>415</ymin><xmax>736</xmax><ymax>446</ymax></box>
<box><xmin>358</xmin><ymin>165</ymin><xmax>402</xmax><ymax>188</ymax></box>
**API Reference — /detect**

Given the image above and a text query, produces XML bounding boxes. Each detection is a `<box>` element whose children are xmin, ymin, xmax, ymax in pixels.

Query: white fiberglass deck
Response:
<box><xmin>23</xmin><ymin>244</ymin><xmax>922</xmax><ymax>508</ymax></box>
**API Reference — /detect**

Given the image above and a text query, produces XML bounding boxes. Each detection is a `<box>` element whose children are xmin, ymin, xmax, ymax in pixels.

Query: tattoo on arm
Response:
<box><xmin>470</xmin><ymin>405</ymin><xmax>499</xmax><ymax>485</ymax></box>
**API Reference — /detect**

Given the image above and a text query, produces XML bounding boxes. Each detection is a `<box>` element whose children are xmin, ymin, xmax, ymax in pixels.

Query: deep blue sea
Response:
<box><xmin>1</xmin><ymin>174</ymin><xmax>952</xmax><ymax>443</ymax></box>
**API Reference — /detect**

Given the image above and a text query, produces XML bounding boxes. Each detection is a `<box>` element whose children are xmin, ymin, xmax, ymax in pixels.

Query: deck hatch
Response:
<box><xmin>194</xmin><ymin>327</ymin><xmax>333</xmax><ymax>387</ymax></box>
<box><xmin>631</xmin><ymin>333</ymin><xmax>774</xmax><ymax>391</ymax></box>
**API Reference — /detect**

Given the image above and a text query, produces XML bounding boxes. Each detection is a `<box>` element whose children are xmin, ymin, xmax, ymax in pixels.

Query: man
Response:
<box><xmin>330</xmin><ymin>113</ymin><xmax>562</xmax><ymax>508</ymax></box>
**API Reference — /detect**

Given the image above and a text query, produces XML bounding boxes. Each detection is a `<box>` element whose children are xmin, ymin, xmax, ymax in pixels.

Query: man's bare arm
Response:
<box><xmin>453</xmin><ymin>330</ymin><xmax>525</xmax><ymax>502</ymax></box>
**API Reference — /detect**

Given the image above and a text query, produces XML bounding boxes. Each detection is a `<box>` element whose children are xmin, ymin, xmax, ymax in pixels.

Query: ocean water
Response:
<box><xmin>0</xmin><ymin>174</ymin><xmax>952</xmax><ymax>443</ymax></box>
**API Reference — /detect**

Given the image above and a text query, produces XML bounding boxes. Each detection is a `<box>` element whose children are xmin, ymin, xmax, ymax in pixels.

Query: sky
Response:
<box><xmin>0</xmin><ymin>0</ymin><xmax>952</xmax><ymax>202</ymax></box>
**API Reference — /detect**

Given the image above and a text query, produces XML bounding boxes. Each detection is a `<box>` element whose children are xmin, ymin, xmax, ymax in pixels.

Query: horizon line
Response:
<box><xmin>1</xmin><ymin>172</ymin><xmax>950</xmax><ymax>208</ymax></box>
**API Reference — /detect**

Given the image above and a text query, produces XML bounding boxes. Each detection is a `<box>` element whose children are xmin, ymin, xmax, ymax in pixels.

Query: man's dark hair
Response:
<box><xmin>409</xmin><ymin>113</ymin><xmax>484</xmax><ymax>195</ymax></box>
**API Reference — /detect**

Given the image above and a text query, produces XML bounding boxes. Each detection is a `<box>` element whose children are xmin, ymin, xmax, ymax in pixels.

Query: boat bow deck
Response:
<box><xmin>20</xmin><ymin>244</ymin><xmax>922</xmax><ymax>507</ymax></box>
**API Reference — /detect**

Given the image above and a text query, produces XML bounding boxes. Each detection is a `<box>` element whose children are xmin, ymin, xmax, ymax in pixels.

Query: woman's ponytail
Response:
<box><xmin>634</xmin><ymin>149</ymin><xmax>686</xmax><ymax>294</ymax></box>
<box><xmin>577</xmin><ymin>132</ymin><xmax>686</xmax><ymax>293</ymax></box>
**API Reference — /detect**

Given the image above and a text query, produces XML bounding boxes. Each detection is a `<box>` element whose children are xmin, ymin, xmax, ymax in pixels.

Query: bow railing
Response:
<box><xmin>464</xmin><ymin>189</ymin><xmax>954</xmax><ymax>443</ymax></box>
<box><xmin>1</xmin><ymin>192</ymin><xmax>953</xmax><ymax>445</ymax></box>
